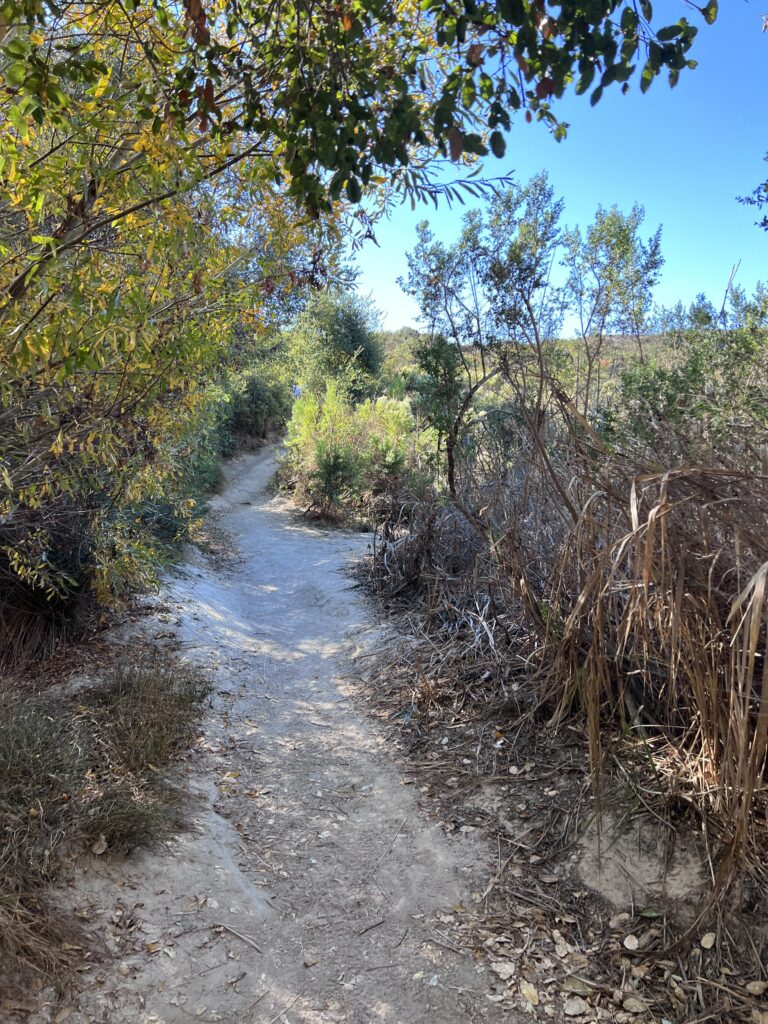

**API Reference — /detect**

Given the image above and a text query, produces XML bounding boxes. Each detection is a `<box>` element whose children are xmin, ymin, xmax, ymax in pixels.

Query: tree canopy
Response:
<box><xmin>1</xmin><ymin>0</ymin><xmax>715</xmax><ymax>218</ymax></box>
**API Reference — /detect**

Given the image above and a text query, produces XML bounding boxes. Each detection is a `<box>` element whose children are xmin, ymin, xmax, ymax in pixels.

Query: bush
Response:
<box><xmin>0</xmin><ymin>358</ymin><xmax>293</xmax><ymax>673</ymax></box>
<box><xmin>227</xmin><ymin>370</ymin><xmax>292</xmax><ymax>443</ymax></box>
<box><xmin>369</xmin><ymin>292</ymin><xmax>768</xmax><ymax>904</ymax></box>
<box><xmin>283</xmin><ymin>384</ymin><xmax>430</xmax><ymax>520</ymax></box>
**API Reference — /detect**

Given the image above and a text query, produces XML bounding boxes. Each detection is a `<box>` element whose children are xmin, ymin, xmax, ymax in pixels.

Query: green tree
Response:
<box><xmin>562</xmin><ymin>205</ymin><xmax>663</xmax><ymax>412</ymax></box>
<box><xmin>288</xmin><ymin>291</ymin><xmax>382</xmax><ymax>400</ymax></box>
<box><xmin>1</xmin><ymin>0</ymin><xmax>714</xmax><ymax>223</ymax></box>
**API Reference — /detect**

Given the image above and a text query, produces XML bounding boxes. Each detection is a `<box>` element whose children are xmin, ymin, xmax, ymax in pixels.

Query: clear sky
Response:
<box><xmin>354</xmin><ymin>1</ymin><xmax>768</xmax><ymax>333</ymax></box>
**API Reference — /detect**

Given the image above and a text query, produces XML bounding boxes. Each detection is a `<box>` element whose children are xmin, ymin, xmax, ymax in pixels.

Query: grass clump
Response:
<box><xmin>92</xmin><ymin>652</ymin><xmax>212</xmax><ymax>772</ymax></box>
<box><xmin>0</xmin><ymin>648</ymin><xmax>211</xmax><ymax>987</ymax></box>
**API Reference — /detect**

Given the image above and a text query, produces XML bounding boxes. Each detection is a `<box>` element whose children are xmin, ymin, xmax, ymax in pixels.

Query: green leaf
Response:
<box><xmin>6</xmin><ymin>62</ymin><xmax>28</xmax><ymax>86</ymax></box>
<box><xmin>46</xmin><ymin>82</ymin><xmax>68</xmax><ymax>108</ymax></box>
<box><xmin>620</xmin><ymin>7</ymin><xmax>638</xmax><ymax>34</ymax></box>
<box><xmin>656</xmin><ymin>24</ymin><xmax>682</xmax><ymax>42</ymax></box>
<box><xmin>346</xmin><ymin>177</ymin><xmax>362</xmax><ymax>203</ymax></box>
<box><xmin>3</xmin><ymin>38</ymin><xmax>30</xmax><ymax>58</ymax></box>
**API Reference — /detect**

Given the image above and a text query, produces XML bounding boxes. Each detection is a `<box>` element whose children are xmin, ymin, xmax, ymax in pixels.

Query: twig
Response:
<box><xmin>368</xmin><ymin>816</ymin><xmax>407</xmax><ymax>878</ymax></box>
<box><xmin>265</xmin><ymin>995</ymin><xmax>298</xmax><ymax>1024</ymax></box>
<box><xmin>480</xmin><ymin>850</ymin><xmax>518</xmax><ymax>901</ymax></box>
<box><xmin>358</xmin><ymin>918</ymin><xmax>386</xmax><ymax>936</ymax></box>
<box><xmin>213</xmin><ymin>922</ymin><xmax>263</xmax><ymax>954</ymax></box>
<box><xmin>427</xmin><ymin>932</ymin><xmax>464</xmax><ymax>955</ymax></box>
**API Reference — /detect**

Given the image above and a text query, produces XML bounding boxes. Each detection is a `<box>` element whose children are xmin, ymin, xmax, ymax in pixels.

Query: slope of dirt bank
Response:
<box><xmin>16</xmin><ymin>448</ymin><xmax>513</xmax><ymax>1024</ymax></box>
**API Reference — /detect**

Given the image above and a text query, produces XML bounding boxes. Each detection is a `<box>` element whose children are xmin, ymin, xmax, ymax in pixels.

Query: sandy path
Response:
<box><xmin>28</xmin><ymin>448</ymin><xmax>514</xmax><ymax>1024</ymax></box>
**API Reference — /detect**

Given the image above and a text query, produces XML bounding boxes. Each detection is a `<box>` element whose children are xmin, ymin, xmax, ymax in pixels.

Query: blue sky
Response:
<box><xmin>355</xmin><ymin>1</ymin><xmax>768</xmax><ymax>333</ymax></box>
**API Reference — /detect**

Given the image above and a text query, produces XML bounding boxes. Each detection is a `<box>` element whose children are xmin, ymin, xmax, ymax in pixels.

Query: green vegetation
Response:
<box><xmin>0</xmin><ymin>0</ymin><xmax>718</xmax><ymax>663</ymax></box>
<box><xmin>283</xmin><ymin>378</ymin><xmax>434</xmax><ymax>520</ymax></box>
<box><xmin>5</xmin><ymin>0</ymin><xmax>764</xmax><ymax>1002</ymax></box>
<box><xmin>288</xmin><ymin>291</ymin><xmax>382</xmax><ymax>401</ymax></box>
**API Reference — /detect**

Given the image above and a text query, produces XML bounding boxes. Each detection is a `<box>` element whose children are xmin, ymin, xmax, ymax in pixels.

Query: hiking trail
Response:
<box><xmin>34</xmin><ymin>447</ymin><xmax>513</xmax><ymax>1024</ymax></box>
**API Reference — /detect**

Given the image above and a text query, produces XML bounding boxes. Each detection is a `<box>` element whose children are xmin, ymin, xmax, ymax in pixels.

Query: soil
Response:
<box><xmin>13</xmin><ymin>448</ymin><xmax>517</xmax><ymax>1024</ymax></box>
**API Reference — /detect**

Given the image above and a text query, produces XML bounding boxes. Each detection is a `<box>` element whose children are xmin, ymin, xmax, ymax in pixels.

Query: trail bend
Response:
<box><xmin>33</xmin><ymin>447</ymin><xmax>513</xmax><ymax>1024</ymax></box>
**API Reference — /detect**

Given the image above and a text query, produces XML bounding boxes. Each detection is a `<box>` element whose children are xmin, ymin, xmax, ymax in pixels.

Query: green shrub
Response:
<box><xmin>283</xmin><ymin>384</ymin><xmax>427</xmax><ymax>520</ymax></box>
<box><xmin>227</xmin><ymin>370</ymin><xmax>292</xmax><ymax>443</ymax></box>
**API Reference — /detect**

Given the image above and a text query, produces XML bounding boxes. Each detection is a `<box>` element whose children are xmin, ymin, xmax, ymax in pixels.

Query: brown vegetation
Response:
<box><xmin>0</xmin><ymin>649</ymin><xmax>210</xmax><ymax>986</ymax></box>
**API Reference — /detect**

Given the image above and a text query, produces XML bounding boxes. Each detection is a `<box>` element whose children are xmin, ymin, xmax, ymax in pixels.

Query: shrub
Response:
<box><xmin>227</xmin><ymin>370</ymin><xmax>292</xmax><ymax>444</ymax></box>
<box><xmin>283</xmin><ymin>384</ymin><xmax>427</xmax><ymax>520</ymax></box>
<box><xmin>370</xmin><ymin>292</ymin><xmax>768</xmax><ymax>903</ymax></box>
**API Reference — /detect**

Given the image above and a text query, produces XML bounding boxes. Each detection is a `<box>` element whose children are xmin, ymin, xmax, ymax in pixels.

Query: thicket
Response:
<box><xmin>354</xmin><ymin>176</ymin><xmax>768</xmax><ymax>912</ymax></box>
<box><xmin>0</xmin><ymin>0</ymin><xmax>728</xmax><ymax>999</ymax></box>
<box><xmin>0</xmin><ymin>0</ymin><xmax>717</xmax><ymax>664</ymax></box>
<box><xmin>0</xmin><ymin>87</ymin><xmax>326</xmax><ymax>668</ymax></box>
<box><xmin>281</xmin><ymin>290</ymin><xmax>447</xmax><ymax>520</ymax></box>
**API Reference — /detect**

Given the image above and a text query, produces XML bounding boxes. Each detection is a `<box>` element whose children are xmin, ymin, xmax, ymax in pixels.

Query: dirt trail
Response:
<box><xmin>32</xmin><ymin>448</ymin><xmax>513</xmax><ymax>1024</ymax></box>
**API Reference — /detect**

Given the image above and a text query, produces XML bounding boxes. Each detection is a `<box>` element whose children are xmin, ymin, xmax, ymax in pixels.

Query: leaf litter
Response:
<box><xmin>353</xmin><ymin>604</ymin><xmax>768</xmax><ymax>1024</ymax></box>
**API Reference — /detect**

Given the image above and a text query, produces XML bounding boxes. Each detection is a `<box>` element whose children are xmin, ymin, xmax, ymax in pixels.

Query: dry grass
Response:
<box><xmin>360</xmin><ymin>593</ymin><xmax>768</xmax><ymax>1023</ymax></box>
<box><xmin>0</xmin><ymin>648</ymin><xmax>211</xmax><ymax>988</ymax></box>
<box><xmin>367</xmin><ymin>379</ymin><xmax>768</xmax><ymax>912</ymax></box>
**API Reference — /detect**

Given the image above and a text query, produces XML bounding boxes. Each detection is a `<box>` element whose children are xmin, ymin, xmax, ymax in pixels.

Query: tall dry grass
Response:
<box><xmin>370</xmin><ymin>329</ymin><xmax>768</xmax><ymax>899</ymax></box>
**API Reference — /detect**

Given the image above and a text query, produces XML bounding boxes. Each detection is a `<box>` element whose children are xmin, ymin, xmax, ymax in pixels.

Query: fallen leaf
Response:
<box><xmin>746</xmin><ymin>980</ymin><xmax>768</xmax><ymax>996</ymax></box>
<box><xmin>563</xmin><ymin>995</ymin><xmax>591</xmax><ymax>1016</ymax></box>
<box><xmin>491</xmin><ymin>962</ymin><xmax>516</xmax><ymax>981</ymax></box>
<box><xmin>562</xmin><ymin>976</ymin><xmax>593</xmax><ymax>996</ymax></box>
<box><xmin>639</xmin><ymin>906</ymin><xmax>662</xmax><ymax>918</ymax></box>
<box><xmin>700</xmin><ymin>932</ymin><xmax>716</xmax><ymax>949</ymax></box>
<box><xmin>520</xmin><ymin>981</ymin><xmax>539</xmax><ymax>1006</ymax></box>
<box><xmin>622</xmin><ymin>995</ymin><xmax>648</xmax><ymax>1013</ymax></box>
<box><xmin>623</xmin><ymin>934</ymin><xmax>639</xmax><ymax>951</ymax></box>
